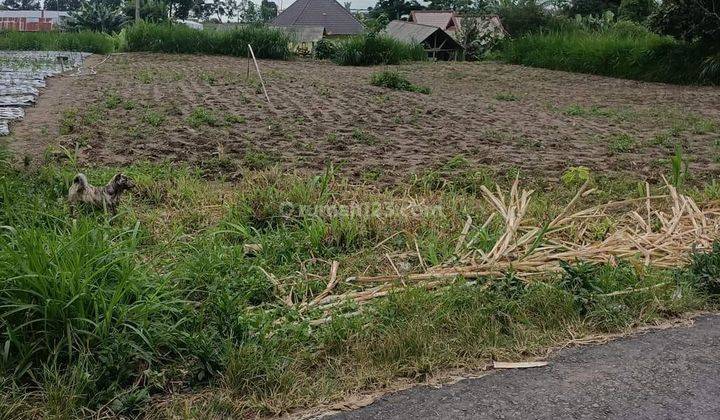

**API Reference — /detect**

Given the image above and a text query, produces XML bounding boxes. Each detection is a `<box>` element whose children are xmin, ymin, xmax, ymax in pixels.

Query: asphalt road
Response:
<box><xmin>329</xmin><ymin>315</ymin><xmax>720</xmax><ymax>420</ymax></box>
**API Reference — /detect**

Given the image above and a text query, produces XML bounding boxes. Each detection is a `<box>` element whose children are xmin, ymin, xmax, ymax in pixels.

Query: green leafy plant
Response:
<box><xmin>609</xmin><ymin>133</ymin><xmax>636</xmax><ymax>153</ymax></box>
<box><xmin>561</xmin><ymin>166</ymin><xmax>591</xmax><ymax>186</ymax></box>
<box><xmin>370</xmin><ymin>71</ymin><xmax>430</xmax><ymax>94</ymax></box>
<box><xmin>669</xmin><ymin>145</ymin><xmax>688</xmax><ymax>188</ymax></box>
<box><xmin>494</xmin><ymin>92</ymin><xmax>519</xmax><ymax>101</ymax></box>
<box><xmin>187</xmin><ymin>107</ymin><xmax>220</xmax><ymax>128</ymax></box>
<box><xmin>314</xmin><ymin>39</ymin><xmax>337</xmax><ymax>60</ymax></box>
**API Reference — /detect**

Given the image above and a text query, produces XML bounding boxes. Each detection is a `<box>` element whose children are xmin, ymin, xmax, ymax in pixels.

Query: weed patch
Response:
<box><xmin>187</xmin><ymin>107</ymin><xmax>220</xmax><ymax>128</ymax></box>
<box><xmin>371</xmin><ymin>71</ymin><xmax>430</xmax><ymax>94</ymax></box>
<box><xmin>609</xmin><ymin>133</ymin><xmax>637</xmax><ymax>153</ymax></box>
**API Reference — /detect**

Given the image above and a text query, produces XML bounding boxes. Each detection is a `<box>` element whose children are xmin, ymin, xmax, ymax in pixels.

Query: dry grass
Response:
<box><xmin>292</xmin><ymin>176</ymin><xmax>720</xmax><ymax>325</ymax></box>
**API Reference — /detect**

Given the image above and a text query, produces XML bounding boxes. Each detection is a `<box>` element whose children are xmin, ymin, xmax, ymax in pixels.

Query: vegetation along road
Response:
<box><xmin>330</xmin><ymin>315</ymin><xmax>720</xmax><ymax>419</ymax></box>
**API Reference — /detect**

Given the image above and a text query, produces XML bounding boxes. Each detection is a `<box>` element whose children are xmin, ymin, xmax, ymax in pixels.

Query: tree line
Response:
<box><xmin>0</xmin><ymin>0</ymin><xmax>279</xmax><ymax>22</ymax></box>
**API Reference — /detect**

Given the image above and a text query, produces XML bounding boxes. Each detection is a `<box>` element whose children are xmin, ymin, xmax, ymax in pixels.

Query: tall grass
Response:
<box><xmin>501</xmin><ymin>29</ymin><xmax>714</xmax><ymax>85</ymax></box>
<box><xmin>124</xmin><ymin>22</ymin><xmax>292</xmax><ymax>59</ymax></box>
<box><xmin>0</xmin><ymin>30</ymin><xmax>116</xmax><ymax>54</ymax></box>
<box><xmin>333</xmin><ymin>33</ymin><xmax>426</xmax><ymax>66</ymax></box>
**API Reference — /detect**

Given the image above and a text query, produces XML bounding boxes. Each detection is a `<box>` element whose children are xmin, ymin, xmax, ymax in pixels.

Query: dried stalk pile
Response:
<box><xmin>295</xmin><ymin>178</ymin><xmax>720</xmax><ymax>324</ymax></box>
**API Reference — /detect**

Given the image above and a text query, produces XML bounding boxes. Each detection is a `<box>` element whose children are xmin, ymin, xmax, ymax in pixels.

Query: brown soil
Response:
<box><xmin>9</xmin><ymin>53</ymin><xmax>720</xmax><ymax>182</ymax></box>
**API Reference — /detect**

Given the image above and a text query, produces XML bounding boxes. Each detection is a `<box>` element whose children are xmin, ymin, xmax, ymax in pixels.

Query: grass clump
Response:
<box><xmin>370</xmin><ymin>71</ymin><xmax>430</xmax><ymax>94</ymax></box>
<box><xmin>495</xmin><ymin>92</ymin><xmax>519</xmax><ymax>101</ymax></box>
<box><xmin>333</xmin><ymin>33</ymin><xmax>426</xmax><ymax>66</ymax></box>
<box><xmin>609</xmin><ymin>133</ymin><xmax>636</xmax><ymax>153</ymax></box>
<box><xmin>124</xmin><ymin>22</ymin><xmax>292</xmax><ymax>60</ymax></box>
<box><xmin>0</xmin><ymin>30</ymin><xmax>116</xmax><ymax>54</ymax></box>
<box><xmin>187</xmin><ymin>107</ymin><xmax>220</xmax><ymax>128</ymax></box>
<box><xmin>501</xmin><ymin>29</ymin><xmax>715</xmax><ymax>85</ymax></box>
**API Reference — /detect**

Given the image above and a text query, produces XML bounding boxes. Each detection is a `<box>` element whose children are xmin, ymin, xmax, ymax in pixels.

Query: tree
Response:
<box><xmin>565</xmin><ymin>0</ymin><xmax>620</xmax><ymax>16</ymax></box>
<box><xmin>617</xmin><ymin>0</ymin><xmax>654</xmax><ymax>22</ymax></box>
<box><xmin>260</xmin><ymin>0</ymin><xmax>277</xmax><ymax>20</ymax></box>
<box><xmin>2</xmin><ymin>0</ymin><xmax>40</xmax><ymax>9</ymax></box>
<box><xmin>649</xmin><ymin>0</ymin><xmax>720</xmax><ymax>47</ymax></box>
<box><xmin>42</xmin><ymin>0</ymin><xmax>83</xmax><ymax>11</ymax></box>
<box><xmin>243</xmin><ymin>0</ymin><xmax>259</xmax><ymax>22</ymax></box>
<box><xmin>65</xmin><ymin>1</ymin><xmax>127</xmax><ymax>32</ymax></box>
<box><xmin>166</xmin><ymin>0</ymin><xmax>195</xmax><ymax>19</ymax></box>
<box><xmin>369</xmin><ymin>0</ymin><xmax>424</xmax><ymax>20</ymax></box>
<box><xmin>426</xmin><ymin>0</ymin><xmax>473</xmax><ymax>12</ymax></box>
<box><xmin>121</xmin><ymin>0</ymin><xmax>169</xmax><ymax>22</ymax></box>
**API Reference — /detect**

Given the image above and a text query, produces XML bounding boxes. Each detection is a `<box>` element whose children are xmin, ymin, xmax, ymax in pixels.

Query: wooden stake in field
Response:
<box><xmin>248</xmin><ymin>44</ymin><xmax>271</xmax><ymax>106</ymax></box>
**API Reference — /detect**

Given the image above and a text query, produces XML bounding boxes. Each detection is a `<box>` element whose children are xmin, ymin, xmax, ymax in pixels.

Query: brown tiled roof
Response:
<box><xmin>271</xmin><ymin>0</ymin><xmax>364</xmax><ymax>36</ymax></box>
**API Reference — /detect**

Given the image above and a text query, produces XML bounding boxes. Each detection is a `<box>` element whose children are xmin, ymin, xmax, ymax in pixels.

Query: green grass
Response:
<box><xmin>186</xmin><ymin>107</ymin><xmax>220</xmax><ymax>128</ymax></box>
<box><xmin>0</xmin><ymin>30</ymin><xmax>116</xmax><ymax>54</ymax></box>
<box><xmin>501</xmin><ymin>29</ymin><xmax>716</xmax><ymax>85</ymax></box>
<box><xmin>124</xmin><ymin>22</ymin><xmax>292</xmax><ymax>60</ymax></box>
<box><xmin>333</xmin><ymin>33</ymin><xmax>427</xmax><ymax>66</ymax></box>
<box><xmin>0</xmin><ymin>144</ymin><xmax>718</xmax><ymax>417</ymax></box>
<box><xmin>609</xmin><ymin>133</ymin><xmax>637</xmax><ymax>153</ymax></box>
<box><xmin>370</xmin><ymin>71</ymin><xmax>430</xmax><ymax>94</ymax></box>
<box><xmin>495</xmin><ymin>92</ymin><xmax>519</xmax><ymax>101</ymax></box>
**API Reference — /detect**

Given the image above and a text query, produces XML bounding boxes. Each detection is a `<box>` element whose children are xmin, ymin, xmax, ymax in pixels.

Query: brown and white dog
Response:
<box><xmin>68</xmin><ymin>173</ymin><xmax>135</xmax><ymax>216</ymax></box>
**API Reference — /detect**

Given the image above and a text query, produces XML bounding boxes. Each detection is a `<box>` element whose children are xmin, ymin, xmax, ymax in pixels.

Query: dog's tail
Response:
<box><xmin>73</xmin><ymin>173</ymin><xmax>89</xmax><ymax>191</ymax></box>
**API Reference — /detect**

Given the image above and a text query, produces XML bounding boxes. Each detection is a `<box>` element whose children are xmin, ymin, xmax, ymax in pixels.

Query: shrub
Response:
<box><xmin>314</xmin><ymin>38</ymin><xmax>336</xmax><ymax>59</ymax></box>
<box><xmin>370</xmin><ymin>70</ymin><xmax>430</xmax><ymax>94</ymax></box>
<box><xmin>124</xmin><ymin>22</ymin><xmax>292</xmax><ymax>59</ymax></box>
<box><xmin>0</xmin><ymin>30</ymin><xmax>116</xmax><ymax>54</ymax></box>
<box><xmin>333</xmin><ymin>33</ymin><xmax>426</xmax><ymax>66</ymax></box>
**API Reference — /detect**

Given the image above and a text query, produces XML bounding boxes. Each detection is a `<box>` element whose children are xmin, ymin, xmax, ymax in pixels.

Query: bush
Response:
<box><xmin>370</xmin><ymin>70</ymin><xmax>430</xmax><ymax>94</ymax></box>
<box><xmin>501</xmin><ymin>29</ymin><xmax>715</xmax><ymax>84</ymax></box>
<box><xmin>314</xmin><ymin>38</ymin><xmax>336</xmax><ymax>60</ymax></box>
<box><xmin>124</xmin><ymin>22</ymin><xmax>292</xmax><ymax>59</ymax></box>
<box><xmin>618</xmin><ymin>0</ymin><xmax>655</xmax><ymax>23</ymax></box>
<box><xmin>333</xmin><ymin>33</ymin><xmax>426</xmax><ymax>66</ymax></box>
<box><xmin>0</xmin><ymin>30</ymin><xmax>116</xmax><ymax>54</ymax></box>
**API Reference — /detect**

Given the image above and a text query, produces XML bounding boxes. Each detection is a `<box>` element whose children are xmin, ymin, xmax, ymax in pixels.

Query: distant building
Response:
<box><xmin>0</xmin><ymin>10</ymin><xmax>70</xmax><ymax>31</ymax></box>
<box><xmin>271</xmin><ymin>0</ymin><xmax>363</xmax><ymax>36</ymax></box>
<box><xmin>384</xmin><ymin>20</ymin><xmax>462</xmax><ymax>61</ymax></box>
<box><xmin>409</xmin><ymin>10</ymin><xmax>459</xmax><ymax>35</ymax></box>
<box><xmin>408</xmin><ymin>10</ymin><xmax>507</xmax><ymax>40</ymax></box>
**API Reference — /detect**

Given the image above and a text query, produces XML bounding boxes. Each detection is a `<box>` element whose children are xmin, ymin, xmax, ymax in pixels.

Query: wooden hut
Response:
<box><xmin>384</xmin><ymin>20</ymin><xmax>462</xmax><ymax>61</ymax></box>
